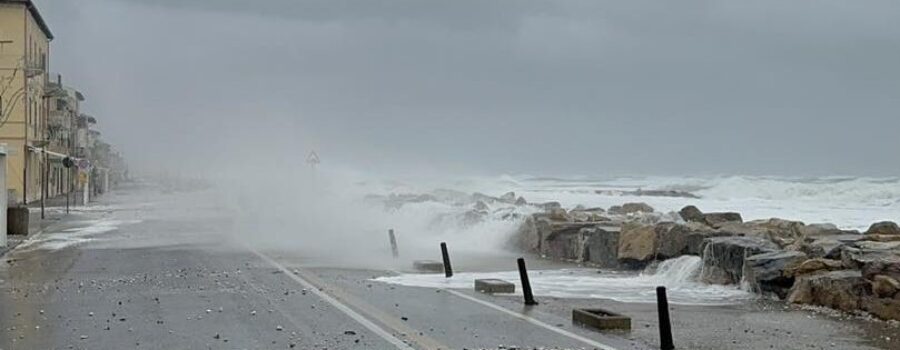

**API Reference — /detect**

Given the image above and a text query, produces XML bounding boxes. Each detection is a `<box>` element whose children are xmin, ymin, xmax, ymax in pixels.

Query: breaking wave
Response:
<box><xmin>356</xmin><ymin>174</ymin><xmax>900</xmax><ymax>256</ymax></box>
<box><xmin>417</xmin><ymin>174</ymin><xmax>900</xmax><ymax>231</ymax></box>
<box><xmin>694</xmin><ymin>175</ymin><xmax>900</xmax><ymax>206</ymax></box>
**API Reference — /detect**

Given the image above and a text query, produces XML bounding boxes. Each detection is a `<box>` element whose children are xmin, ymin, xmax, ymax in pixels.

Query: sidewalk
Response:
<box><xmin>0</xmin><ymin>196</ymin><xmax>90</xmax><ymax>258</ymax></box>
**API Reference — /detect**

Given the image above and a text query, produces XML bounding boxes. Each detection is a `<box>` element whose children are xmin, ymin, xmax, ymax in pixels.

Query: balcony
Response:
<box><xmin>25</xmin><ymin>61</ymin><xmax>45</xmax><ymax>78</ymax></box>
<box><xmin>49</xmin><ymin>110</ymin><xmax>69</xmax><ymax>130</ymax></box>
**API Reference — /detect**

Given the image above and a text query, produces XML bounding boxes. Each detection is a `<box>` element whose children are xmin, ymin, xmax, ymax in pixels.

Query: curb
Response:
<box><xmin>0</xmin><ymin>211</ymin><xmax>78</xmax><ymax>259</ymax></box>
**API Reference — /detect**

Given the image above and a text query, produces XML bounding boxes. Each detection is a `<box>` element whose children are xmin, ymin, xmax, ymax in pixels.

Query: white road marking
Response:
<box><xmin>251</xmin><ymin>250</ymin><xmax>416</xmax><ymax>350</ymax></box>
<box><xmin>444</xmin><ymin>289</ymin><xmax>621</xmax><ymax>350</ymax></box>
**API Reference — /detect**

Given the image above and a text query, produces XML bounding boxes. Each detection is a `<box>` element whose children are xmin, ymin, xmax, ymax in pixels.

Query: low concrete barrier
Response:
<box><xmin>413</xmin><ymin>260</ymin><xmax>444</xmax><ymax>273</ymax></box>
<box><xmin>474</xmin><ymin>279</ymin><xmax>515</xmax><ymax>294</ymax></box>
<box><xmin>572</xmin><ymin>308</ymin><xmax>631</xmax><ymax>331</ymax></box>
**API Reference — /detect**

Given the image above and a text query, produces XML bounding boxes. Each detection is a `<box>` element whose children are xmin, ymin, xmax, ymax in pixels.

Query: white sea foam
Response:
<box><xmin>17</xmin><ymin>219</ymin><xmax>142</xmax><ymax>251</ymax></box>
<box><xmin>374</xmin><ymin>256</ymin><xmax>753</xmax><ymax>305</ymax></box>
<box><xmin>371</xmin><ymin>175</ymin><xmax>899</xmax><ymax>232</ymax></box>
<box><xmin>350</xmin><ymin>174</ymin><xmax>899</xmax><ymax>262</ymax></box>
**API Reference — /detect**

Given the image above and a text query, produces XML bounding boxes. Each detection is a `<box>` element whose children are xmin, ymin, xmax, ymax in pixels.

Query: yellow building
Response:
<box><xmin>0</xmin><ymin>0</ymin><xmax>54</xmax><ymax>204</ymax></box>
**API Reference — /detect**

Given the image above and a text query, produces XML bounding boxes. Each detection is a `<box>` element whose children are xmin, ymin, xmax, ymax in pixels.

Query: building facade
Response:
<box><xmin>46</xmin><ymin>79</ymin><xmax>83</xmax><ymax>198</ymax></box>
<box><xmin>0</xmin><ymin>0</ymin><xmax>54</xmax><ymax>204</ymax></box>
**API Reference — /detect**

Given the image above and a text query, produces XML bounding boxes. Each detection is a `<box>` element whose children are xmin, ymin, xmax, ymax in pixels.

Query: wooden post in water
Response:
<box><xmin>517</xmin><ymin>258</ymin><xmax>538</xmax><ymax>306</ymax></box>
<box><xmin>388</xmin><ymin>229</ymin><xmax>399</xmax><ymax>258</ymax></box>
<box><xmin>656</xmin><ymin>286</ymin><xmax>674</xmax><ymax>350</ymax></box>
<box><xmin>440</xmin><ymin>242</ymin><xmax>452</xmax><ymax>278</ymax></box>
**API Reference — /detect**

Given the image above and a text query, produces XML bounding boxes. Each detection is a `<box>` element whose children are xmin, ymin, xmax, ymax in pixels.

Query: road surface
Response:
<box><xmin>1</xmin><ymin>183</ymin><xmax>897</xmax><ymax>349</ymax></box>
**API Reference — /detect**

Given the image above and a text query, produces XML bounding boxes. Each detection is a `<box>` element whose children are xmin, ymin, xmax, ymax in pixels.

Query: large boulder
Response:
<box><xmin>548</xmin><ymin>208</ymin><xmax>571</xmax><ymax>221</ymax></box>
<box><xmin>865</xmin><ymin>221</ymin><xmax>900</xmax><ymax>236</ymax></box>
<box><xmin>743</xmin><ymin>250</ymin><xmax>808</xmax><ymax>298</ymax></box>
<box><xmin>715</xmin><ymin>221</ymin><xmax>767</xmax><ymax>236</ymax></box>
<box><xmin>797</xmin><ymin>238</ymin><xmax>844</xmax><ymax>259</ymax></box>
<box><xmin>840</xmin><ymin>241</ymin><xmax>900</xmax><ymax>269</ymax></box>
<box><xmin>543</xmin><ymin>227</ymin><xmax>583</xmax><ymax>261</ymax></box>
<box><xmin>581</xmin><ymin>226</ymin><xmax>621</xmax><ymax>268</ymax></box>
<box><xmin>622</xmin><ymin>211</ymin><xmax>667</xmax><ymax>226</ymax></box>
<box><xmin>538</xmin><ymin>220</ymin><xmax>609</xmax><ymax>260</ymax></box>
<box><xmin>862</xmin><ymin>297</ymin><xmax>900</xmax><ymax>321</ymax></box>
<box><xmin>749</xmin><ymin>218</ymin><xmax>806</xmax><ymax>246</ymax></box>
<box><xmin>516</xmin><ymin>216</ymin><xmax>543</xmax><ymax>252</ymax></box>
<box><xmin>795</xmin><ymin>234</ymin><xmax>863</xmax><ymax>259</ymax></box>
<box><xmin>784</xmin><ymin>258</ymin><xmax>844</xmax><ymax>278</ymax></box>
<box><xmin>702</xmin><ymin>212</ymin><xmax>744</xmax><ymax>228</ymax></box>
<box><xmin>569</xmin><ymin>210</ymin><xmax>592</xmax><ymax>223</ymax></box>
<box><xmin>608</xmin><ymin>202</ymin><xmax>654</xmax><ymax>215</ymax></box>
<box><xmin>677</xmin><ymin>205</ymin><xmax>743</xmax><ymax>228</ymax></box>
<box><xmin>860</xmin><ymin>256</ymin><xmax>900</xmax><ymax>281</ymax></box>
<box><xmin>787</xmin><ymin>270</ymin><xmax>869</xmax><ymax>313</ymax></box>
<box><xmin>700</xmin><ymin>236</ymin><xmax>778</xmax><ymax>284</ymax></box>
<box><xmin>798</xmin><ymin>223</ymin><xmax>844</xmax><ymax>237</ymax></box>
<box><xmin>617</xmin><ymin>224</ymin><xmax>658</xmax><ymax>266</ymax></box>
<box><xmin>861</xmin><ymin>234</ymin><xmax>900</xmax><ymax>242</ymax></box>
<box><xmin>678</xmin><ymin>205</ymin><xmax>705</xmax><ymax>223</ymax></box>
<box><xmin>716</xmin><ymin>218</ymin><xmax>806</xmax><ymax>248</ymax></box>
<box><xmin>757</xmin><ymin>218</ymin><xmax>805</xmax><ymax>237</ymax></box>
<box><xmin>871</xmin><ymin>275</ymin><xmax>900</xmax><ymax>298</ymax></box>
<box><xmin>655</xmin><ymin>222</ymin><xmax>724</xmax><ymax>258</ymax></box>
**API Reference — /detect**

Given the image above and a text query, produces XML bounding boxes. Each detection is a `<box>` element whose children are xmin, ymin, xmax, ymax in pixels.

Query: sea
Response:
<box><xmin>354</xmin><ymin>174</ymin><xmax>900</xmax><ymax>305</ymax></box>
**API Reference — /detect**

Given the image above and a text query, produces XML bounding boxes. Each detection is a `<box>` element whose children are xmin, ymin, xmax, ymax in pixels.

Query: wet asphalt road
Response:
<box><xmin>2</xmin><ymin>184</ymin><xmax>898</xmax><ymax>350</ymax></box>
<box><xmin>0</xmin><ymin>185</ymin><xmax>649</xmax><ymax>350</ymax></box>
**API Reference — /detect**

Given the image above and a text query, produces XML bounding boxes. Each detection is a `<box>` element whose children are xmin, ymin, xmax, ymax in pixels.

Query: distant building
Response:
<box><xmin>46</xmin><ymin>78</ymin><xmax>84</xmax><ymax>198</ymax></box>
<box><xmin>0</xmin><ymin>0</ymin><xmax>54</xmax><ymax>204</ymax></box>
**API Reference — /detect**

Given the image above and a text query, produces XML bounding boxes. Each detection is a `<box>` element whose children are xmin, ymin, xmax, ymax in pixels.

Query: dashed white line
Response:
<box><xmin>444</xmin><ymin>289</ymin><xmax>621</xmax><ymax>350</ymax></box>
<box><xmin>251</xmin><ymin>250</ymin><xmax>416</xmax><ymax>350</ymax></box>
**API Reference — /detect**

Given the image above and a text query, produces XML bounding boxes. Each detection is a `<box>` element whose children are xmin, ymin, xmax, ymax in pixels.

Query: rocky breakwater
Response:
<box><xmin>515</xmin><ymin>204</ymin><xmax>900</xmax><ymax>321</ymax></box>
<box><xmin>515</xmin><ymin>202</ymin><xmax>685</xmax><ymax>268</ymax></box>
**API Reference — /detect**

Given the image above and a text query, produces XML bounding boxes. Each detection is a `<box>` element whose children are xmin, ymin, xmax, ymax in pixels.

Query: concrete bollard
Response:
<box><xmin>656</xmin><ymin>286</ymin><xmax>675</xmax><ymax>350</ymax></box>
<box><xmin>388</xmin><ymin>229</ymin><xmax>399</xmax><ymax>258</ymax></box>
<box><xmin>517</xmin><ymin>258</ymin><xmax>538</xmax><ymax>305</ymax></box>
<box><xmin>440</xmin><ymin>242</ymin><xmax>453</xmax><ymax>278</ymax></box>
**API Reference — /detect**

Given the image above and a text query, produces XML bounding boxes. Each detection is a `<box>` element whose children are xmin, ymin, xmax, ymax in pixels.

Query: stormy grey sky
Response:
<box><xmin>36</xmin><ymin>0</ymin><xmax>900</xmax><ymax>176</ymax></box>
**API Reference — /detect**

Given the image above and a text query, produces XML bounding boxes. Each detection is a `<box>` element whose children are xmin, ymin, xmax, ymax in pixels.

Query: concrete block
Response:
<box><xmin>582</xmin><ymin>226</ymin><xmax>621</xmax><ymax>268</ymax></box>
<box><xmin>572</xmin><ymin>308</ymin><xmax>631</xmax><ymax>331</ymax></box>
<box><xmin>7</xmin><ymin>207</ymin><xmax>29</xmax><ymax>236</ymax></box>
<box><xmin>474</xmin><ymin>279</ymin><xmax>515</xmax><ymax>294</ymax></box>
<box><xmin>413</xmin><ymin>260</ymin><xmax>444</xmax><ymax>273</ymax></box>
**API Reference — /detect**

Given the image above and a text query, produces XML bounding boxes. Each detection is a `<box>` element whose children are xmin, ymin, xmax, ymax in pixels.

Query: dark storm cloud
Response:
<box><xmin>36</xmin><ymin>0</ymin><xmax>900</xmax><ymax>176</ymax></box>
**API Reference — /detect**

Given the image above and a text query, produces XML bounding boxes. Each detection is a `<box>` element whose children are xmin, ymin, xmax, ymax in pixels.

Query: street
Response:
<box><xmin>0</xmin><ymin>184</ymin><xmax>649</xmax><ymax>350</ymax></box>
<box><xmin>2</xmin><ymin>183</ymin><xmax>898</xmax><ymax>350</ymax></box>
